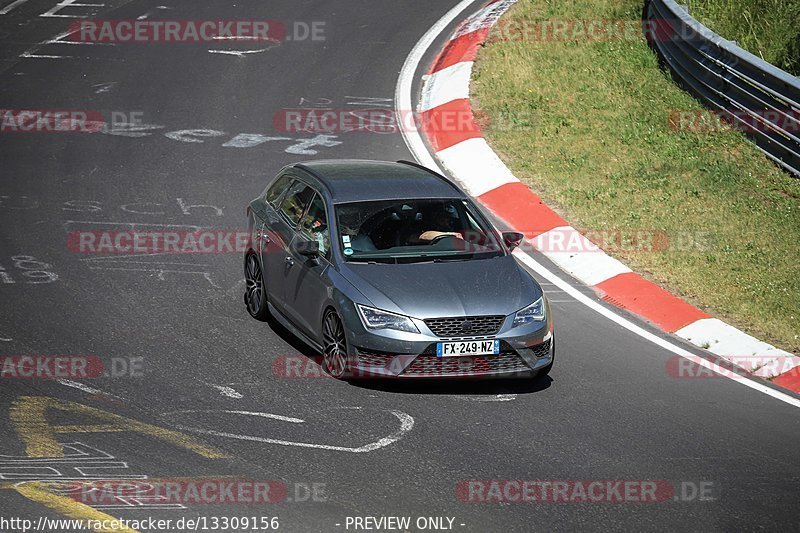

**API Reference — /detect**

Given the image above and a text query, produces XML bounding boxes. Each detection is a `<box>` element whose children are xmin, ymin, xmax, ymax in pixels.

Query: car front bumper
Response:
<box><xmin>339</xmin><ymin>304</ymin><xmax>554</xmax><ymax>379</ymax></box>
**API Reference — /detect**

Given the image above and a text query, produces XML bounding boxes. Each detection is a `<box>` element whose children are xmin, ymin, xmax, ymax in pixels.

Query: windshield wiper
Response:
<box><xmin>403</xmin><ymin>256</ymin><xmax>471</xmax><ymax>264</ymax></box>
<box><xmin>412</xmin><ymin>251</ymin><xmax>502</xmax><ymax>263</ymax></box>
<box><xmin>347</xmin><ymin>257</ymin><xmax>397</xmax><ymax>264</ymax></box>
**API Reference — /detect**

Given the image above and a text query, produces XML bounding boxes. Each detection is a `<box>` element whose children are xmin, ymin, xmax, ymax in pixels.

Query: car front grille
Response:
<box><xmin>355</xmin><ymin>348</ymin><xmax>395</xmax><ymax>369</ymax></box>
<box><xmin>530</xmin><ymin>337</ymin><xmax>551</xmax><ymax>358</ymax></box>
<box><xmin>402</xmin><ymin>352</ymin><xmax>531</xmax><ymax>376</ymax></box>
<box><xmin>423</xmin><ymin>315</ymin><xmax>505</xmax><ymax>338</ymax></box>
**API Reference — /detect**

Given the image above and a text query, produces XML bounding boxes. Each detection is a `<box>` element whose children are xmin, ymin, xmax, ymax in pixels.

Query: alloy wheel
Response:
<box><xmin>245</xmin><ymin>253</ymin><xmax>265</xmax><ymax>318</ymax></box>
<box><xmin>322</xmin><ymin>311</ymin><xmax>349</xmax><ymax>378</ymax></box>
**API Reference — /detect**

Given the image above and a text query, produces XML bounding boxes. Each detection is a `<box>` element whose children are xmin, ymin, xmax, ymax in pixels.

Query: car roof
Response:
<box><xmin>292</xmin><ymin>160</ymin><xmax>465</xmax><ymax>203</ymax></box>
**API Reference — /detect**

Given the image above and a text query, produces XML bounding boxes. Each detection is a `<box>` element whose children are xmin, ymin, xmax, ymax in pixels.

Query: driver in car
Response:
<box><xmin>418</xmin><ymin>207</ymin><xmax>463</xmax><ymax>242</ymax></box>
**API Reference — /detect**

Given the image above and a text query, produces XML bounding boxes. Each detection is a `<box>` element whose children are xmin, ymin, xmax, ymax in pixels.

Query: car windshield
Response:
<box><xmin>335</xmin><ymin>198</ymin><xmax>504</xmax><ymax>263</ymax></box>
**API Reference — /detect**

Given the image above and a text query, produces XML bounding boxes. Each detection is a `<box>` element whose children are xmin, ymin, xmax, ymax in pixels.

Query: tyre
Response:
<box><xmin>244</xmin><ymin>252</ymin><xmax>269</xmax><ymax>321</ymax></box>
<box><xmin>321</xmin><ymin>310</ymin><xmax>351</xmax><ymax>379</ymax></box>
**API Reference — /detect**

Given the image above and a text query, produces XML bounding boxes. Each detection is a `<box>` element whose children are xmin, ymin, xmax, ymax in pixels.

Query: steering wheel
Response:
<box><xmin>429</xmin><ymin>234</ymin><xmax>454</xmax><ymax>245</ymax></box>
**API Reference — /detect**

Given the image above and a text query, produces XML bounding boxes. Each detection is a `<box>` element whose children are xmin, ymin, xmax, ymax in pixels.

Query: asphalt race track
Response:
<box><xmin>0</xmin><ymin>1</ymin><xmax>798</xmax><ymax>532</ymax></box>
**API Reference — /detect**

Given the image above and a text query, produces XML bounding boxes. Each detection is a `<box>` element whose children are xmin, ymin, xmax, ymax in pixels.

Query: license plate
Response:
<box><xmin>437</xmin><ymin>340</ymin><xmax>499</xmax><ymax>357</ymax></box>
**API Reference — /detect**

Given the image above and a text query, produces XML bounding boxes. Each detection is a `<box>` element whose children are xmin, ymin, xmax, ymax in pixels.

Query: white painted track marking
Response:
<box><xmin>137</xmin><ymin>5</ymin><xmax>169</xmax><ymax>20</ymax></box>
<box><xmin>64</xmin><ymin>220</ymin><xmax>208</xmax><ymax>230</ymax></box>
<box><xmin>210</xmin><ymin>36</ymin><xmax>262</xmax><ymax>41</ymax></box>
<box><xmin>21</xmin><ymin>52</ymin><xmax>69</xmax><ymax>59</ymax></box>
<box><xmin>460</xmin><ymin>394</ymin><xmax>517</xmax><ymax>402</ymax></box>
<box><xmin>395</xmin><ymin>0</ymin><xmax>800</xmax><ymax>409</ymax></box>
<box><xmin>0</xmin><ymin>0</ymin><xmax>34</xmax><ymax>15</ymax></box>
<box><xmin>204</xmin><ymin>383</ymin><xmax>244</xmax><ymax>399</ymax></box>
<box><xmin>56</xmin><ymin>379</ymin><xmax>125</xmax><ymax>400</ymax></box>
<box><xmin>41</xmin><ymin>0</ymin><xmax>105</xmax><ymax>19</ymax></box>
<box><xmin>163</xmin><ymin>408</ymin><xmax>415</xmax><ymax>453</ymax></box>
<box><xmin>208</xmin><ymin>48</ymin><xmax>274</xmax><ymax>57</ymax></box>
<box><xmin>56</xmin><ymin>379</ymin><xmax>102</xmax><ymax>395</ymax></box>
<box><xmin>93</xmin><ymin>82</ymin><xmax>116</xmax><ymax>93</ymax></box>
<box><xmin>194</xmin><ymin>410</ymin><xmax>304</xmax><ymax>424</ymax></box>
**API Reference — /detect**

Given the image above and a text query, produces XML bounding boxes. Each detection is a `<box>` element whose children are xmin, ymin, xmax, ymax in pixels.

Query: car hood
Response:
<box><xmin>339</xmin><ymin>255</ymin><xmax>541</xmax><ymax>319</ymax></box>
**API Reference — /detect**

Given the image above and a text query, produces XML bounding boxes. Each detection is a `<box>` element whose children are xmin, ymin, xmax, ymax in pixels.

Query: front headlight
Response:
<box><xmin>512</xmin><ymin>297</ymin><xmax>546</xmax><ymax>328</ymax></box>
<box><xmin>356</xmin><ymin>304</ymin><xmax>419</xmax><ymax>333</ymax></box>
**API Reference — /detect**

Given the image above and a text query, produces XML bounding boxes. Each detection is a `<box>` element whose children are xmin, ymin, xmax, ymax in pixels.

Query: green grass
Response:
<box><xmin>472</xmin><ymin>0</ymin><xmax>800</xmax><ymax>354</ymax></box>
<box><xmin>688</xmin><ymin>0</ymin><xmax>800</xmax><ymax>75</ymax></box>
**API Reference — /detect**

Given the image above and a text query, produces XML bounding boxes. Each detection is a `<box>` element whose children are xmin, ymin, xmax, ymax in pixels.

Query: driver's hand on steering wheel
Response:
<box><xmin>419</xmin><ymin>230</ymin><xmax>463</xmax><ymax>242</ymax></box>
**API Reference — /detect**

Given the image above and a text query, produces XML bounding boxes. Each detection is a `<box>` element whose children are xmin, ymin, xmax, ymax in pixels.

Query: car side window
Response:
<box><xmin>265</xmin><ymin>175</ymin><xmax>292</xmax><ymax>207</ymax></box>
<box><xmin>279</xmin><ymin>181</ymin><xmax>315</xmax><ymax>228</ymax></box>
<box><xmin>298</xmin><ymin>193</ymin><xmax>331</xmax><ymax>259</ymax></box>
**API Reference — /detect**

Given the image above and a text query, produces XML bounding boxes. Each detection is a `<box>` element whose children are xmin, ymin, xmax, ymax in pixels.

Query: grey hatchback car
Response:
<box><xmin>244</xmin><ymin>160</ymin><xmax>554</xmax><ymax>379</ymax></box>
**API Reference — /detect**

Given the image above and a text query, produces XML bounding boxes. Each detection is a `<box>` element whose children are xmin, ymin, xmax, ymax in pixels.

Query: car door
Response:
<box><xmin>267</xmin><ymin>179</ymin><xmax>316</xmax><ymax>313</ymax></box>
<box><xmin>251</xmin><ymin>174</ymin><xmax>290</xmax><ymax>308</ymax></box>
<box><xmin>250</xmin><ymin>174</ymin><xmax>294</xmax><ymax>308</ymax></box>
<box><xmin>282</xmin><ymin>191</ymin><xmax>334</xmax><ymax>339</ymax></box>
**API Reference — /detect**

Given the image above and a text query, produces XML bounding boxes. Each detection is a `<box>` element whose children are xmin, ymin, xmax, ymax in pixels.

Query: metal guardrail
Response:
<box><xmin>643</xmin><ymin>0</ymin><xmax>800</xmax><ymax>177</ymax></box>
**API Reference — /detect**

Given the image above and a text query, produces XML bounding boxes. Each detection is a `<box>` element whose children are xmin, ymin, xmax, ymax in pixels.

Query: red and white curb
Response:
<box><xmin>415</xmin><ymin>0</ymin><xmax>800</xmax><ymax>392</ymax></box>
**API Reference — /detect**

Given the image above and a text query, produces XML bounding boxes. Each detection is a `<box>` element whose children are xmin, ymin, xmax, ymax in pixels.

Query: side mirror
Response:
<box><xmin>293</xmin><ymin>239</ymin><xmax>320</xmax><ymax>257</ymax></box>
<box><xmin>502</xmin><ymin>231</ymin><xmax>524</xmax><ymax>251</ymax></box>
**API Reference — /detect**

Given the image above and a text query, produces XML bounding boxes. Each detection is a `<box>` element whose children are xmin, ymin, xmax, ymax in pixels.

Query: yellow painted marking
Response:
<box><xmin>9</xmin><ymin>396</ymin><xmax>228</xmax><ymax>458</ymax></box>
<box><xmin>14</xmin><ymin>481</ymin><xmax>139</xmax><ymax>532</ymax></box>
